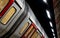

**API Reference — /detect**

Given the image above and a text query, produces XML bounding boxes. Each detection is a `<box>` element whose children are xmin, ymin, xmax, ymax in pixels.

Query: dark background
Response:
<box><xmin>26</xmin><ymin>0</ymin><xmax>57</xmax><ymax>38</ymax></box>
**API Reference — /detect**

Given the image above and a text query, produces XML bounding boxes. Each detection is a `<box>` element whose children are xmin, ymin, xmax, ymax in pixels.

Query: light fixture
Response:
<box><xmin>46</xmin><ymin>10</ymin><xmax>51</xmax><ymax>19</ymax></box>
<box><xmin>54</xmin><ymin>36</ymin><xmax>56</xmax><ymax>38</ymax></box>
<box><xmin>52</xmin><ymin>30</ymin><xmax>56</xmax><ymax>38</ymax></box>
<box><xmin>43</xmin><ymin>0</ymin><xmax>47</xmax><ymax>4</ymax></box>
<box><xmin>49</xmin><ymin>22</ymin><xmax>53</xmax><ymax>27</ymax></box>
<box><xmin>53</xmin><ymin>33</ymin><xmax>55</xmax><ymax>36</ymax></box>
<box><xmin>51</xmin><ymin>29</ymin><xmax>54</xmax><ymax>33</ymax></box>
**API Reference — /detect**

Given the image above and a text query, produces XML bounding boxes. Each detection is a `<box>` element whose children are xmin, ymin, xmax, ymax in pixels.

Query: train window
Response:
<box><xmin>37</xmin><ymin>34</ymin><xmax>41</xmax><ymax>38</ymax></box>
<box><xmin>1</xmin><ymin>7</ymin><xmax>16</xmax><ymax>24</ymax></box>
<box><xmin>0</xmin><ymin>0</ymin><xmax>9</xmax><ymax>13</ymax></box>
<box><xmin>24</xmin><ymin>25</ymin><xmax>33</xmax><ymax>37</ymax></box>
<box><xmin>28</xmin><ymin>28</ymin><xmax>35</xmax><ymax>38</ymax></box>
<box><xmin>31</xmin><ymin>31</ymin><xmax>38</xmax><ymax>38</ymax></box>
<box><xmin>19</xmin><ymin>22</ymin><xmax>29</xmax><ymax>35</ymax></box>
<box><xmin>0</xmin><ymin>0</ymin><xmax>14</xmax><ymax>17</ymax></box>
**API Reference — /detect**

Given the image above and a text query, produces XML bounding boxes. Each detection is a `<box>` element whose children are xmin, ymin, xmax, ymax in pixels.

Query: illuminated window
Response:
<box><xmin>1</xmin><ymin>7</ymin><xmax>16</xmax><ymax>24</ymax></box>
<box><xmin>0</xmin><ymin>0</ymin><xmax>9</xmax><ymax>12</ymax></box>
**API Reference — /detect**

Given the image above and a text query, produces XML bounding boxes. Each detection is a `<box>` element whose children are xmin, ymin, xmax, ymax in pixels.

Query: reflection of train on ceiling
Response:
<box><xmin>0</xmin><ymin>0</ymin><xmax>57</xmax><ymax>38</ymax></box>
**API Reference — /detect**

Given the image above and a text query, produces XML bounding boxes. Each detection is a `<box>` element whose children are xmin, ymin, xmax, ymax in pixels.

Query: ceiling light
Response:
<box><xmin>46</xmin><ymin>10</ymin><xmax>51</xmax><ymax>19</ymax></box>
<box><xmin>49</xmin><ymin>22</ymin><xmax>53</xmax><ymax>27</ymax></box>
<box><xmin>43</xmin><ymin>0</ymin><xmax>47</xmax><ymax>4</ymax></box>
